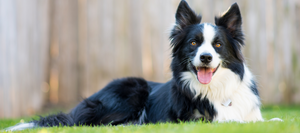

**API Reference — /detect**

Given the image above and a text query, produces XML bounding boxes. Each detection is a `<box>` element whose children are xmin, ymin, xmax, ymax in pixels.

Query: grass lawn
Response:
<box><xmin>0</xmin><ymin>106</ymin><xmax>299</xmax><ymax>133</ymax></box>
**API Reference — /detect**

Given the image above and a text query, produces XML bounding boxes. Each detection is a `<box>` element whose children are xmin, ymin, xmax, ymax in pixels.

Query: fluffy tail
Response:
<box><xmin>5</xmin><ymin>122</ymin><xmax>36</xmax><ymax>131</ymax></box>
<box><xmin>5</xmin><ymin>112</ymin><xmax>74</xmax><ymax>131</ymax></box>
<box><xmin>5</xmin><ymin>99</ymin><xmax>99</xmax><ymax>131</ymax></box>
<box><xmin>33</xmin><ymin>112</ymin><xmax>75</xmax><ymax>127</ymax></box>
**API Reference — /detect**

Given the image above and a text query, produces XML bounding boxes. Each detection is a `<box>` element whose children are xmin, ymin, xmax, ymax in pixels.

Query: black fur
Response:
<box><xmin>31</xmin><ymin>78</ymin><xmax>150</xmax><ymax>127</ymax></box>
<box><xmin>145</xmin><ymin>80</ymin><xmax>215</xmax><ymax>123</ymax></box>
<box><xmin>32</xmin><ymin>113</ymin><xmax>74</xmax><ymax>127</ymax></box>
<box><xmin>70</xmin><ymin>78</ymin><xmax>150</xmax><ymax>125</ymax></box>
<box><xmin>250</xmin><ymin>80</ymin><xmax>259</xmax><ymax>96</ymax></box>
<box><xmin>9</xmin><ymin>1</ymin><xmax>259</xmax><ymax>130</ymax></box>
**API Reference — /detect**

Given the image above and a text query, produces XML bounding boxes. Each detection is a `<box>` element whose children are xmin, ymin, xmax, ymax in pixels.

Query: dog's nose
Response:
<box><xmin>200</xmin><ymin>53</ymin><xmax>212</xmax><ymax>64</ymax></box>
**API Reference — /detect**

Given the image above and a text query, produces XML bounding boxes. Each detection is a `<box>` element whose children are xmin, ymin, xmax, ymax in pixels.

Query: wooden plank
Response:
<box><xmin>56</xmin><ymin>0</ymin><xmax>79</xmax><ymax>105</ymax></box>
<box><xmin>49</xmin><ymin>0</ymin><xmax>60</xmax><ymax>105</ymax></box>
<box><xmin>47</xmin><ymin>0</ymin><xmax>80</xmax><ymax>106</ymax></box>
<box><xmin>77</xmin><ymin>0</ymin><xmax>89</xmax><ymax>98</ymax></box>
<box><xmin>114</xmin><ymin>0</ymin><xmax>130</xmax><ymax>78</ymax></box>
<box><xmin>36</xmin><ymin>0</ymin><xmax>50</xmax><ymax>109</ymax></box>
<box><xmin>145</xmin><ymin>0</ymin><xmax>166</xmax><ymax>82</ymax></box>
<box><xmin>161</xmin><ymin>0</ymin><xmax>173</xmax><ymax>81</ymax></box>
<box><xmin>127</xmin><ymin>0</ymin><xmax>143</xmax><ymax>77</ymax></box>
<box><xmin>100</xmin><ymin>0</ymin><xmax>116</xmax><ymax>77</ymax></box>
<box><xmin>33</xmin><ymin>0</ymin><xmax>50</xmax><ymax>113</ymax></box>
<box><xmin>86</xmin><ymin>0</ymin><xmax>102</xmax><ymax>94</ymax></box>
<box><xmin>141</xmin><ymin>0</ymin><xmax>154</xmax><ymax>80</ymax></box>
<box><xmin>0</xmin><ymin>0</ymin><xmax>16</xmax><ymax>118</ymax></box>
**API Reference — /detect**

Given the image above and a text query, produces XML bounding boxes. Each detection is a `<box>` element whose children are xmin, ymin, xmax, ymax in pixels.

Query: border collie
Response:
<box><xmin>7</xmin><ymin>0</ymin><xmax>265</xmax><ymax>131</ymax></box>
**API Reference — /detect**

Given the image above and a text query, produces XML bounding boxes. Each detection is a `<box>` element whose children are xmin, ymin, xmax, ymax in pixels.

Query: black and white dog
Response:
<box><xmin>7</xmin><ymin>0</ymin><xmax>265</xmax><ymax>131</ymax></box>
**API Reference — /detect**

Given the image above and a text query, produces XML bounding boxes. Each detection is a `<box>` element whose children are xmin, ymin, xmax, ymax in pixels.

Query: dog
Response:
<box><xmin>6</xmin><ymin>0</ymin><xmax>264</xmax><ymax>131</ymax></box>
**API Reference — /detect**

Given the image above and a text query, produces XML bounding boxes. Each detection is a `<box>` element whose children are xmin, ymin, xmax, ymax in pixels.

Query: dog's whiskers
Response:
<box><xmin>178</xmin><ymin>58</ymin><xmax>190</xmax><ymax>66</ymax></box>
<box><xmin>222</xmin><ymin>60</ymin><xmax>230</xmax><ymax>66</ymax></box>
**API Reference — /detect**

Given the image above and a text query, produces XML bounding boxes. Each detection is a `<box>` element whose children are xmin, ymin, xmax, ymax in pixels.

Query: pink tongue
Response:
<box><xmin>197</xmin><ymin>67</ymin><xmax>213</xmax><ymax>84</ymax></box>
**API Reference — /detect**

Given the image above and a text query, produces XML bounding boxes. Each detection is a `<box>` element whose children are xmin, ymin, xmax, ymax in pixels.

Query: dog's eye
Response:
<box><xmin>215</xmin><ymin>43</ymin><xmax>221</xmax><ymax>48</ymax></box>
<box><xmin>191</xmin><ymin>42</ymin><xmax>196</xmax><ymax>46</ymax></box>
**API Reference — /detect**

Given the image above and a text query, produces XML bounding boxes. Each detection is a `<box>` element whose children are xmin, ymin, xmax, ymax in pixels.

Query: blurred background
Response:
<box><xmin>0</xmin><ymin>0</ymin><xmax>300</xmax><ymax>118</ymax></box>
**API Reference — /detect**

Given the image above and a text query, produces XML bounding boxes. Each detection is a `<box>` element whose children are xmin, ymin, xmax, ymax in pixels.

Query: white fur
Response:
<box><xmin>193</xmin><ymin>23</ymin><xmax>221</xmax><ymax>68</ymax></box>
<box><xmin>192</xmin><ymin>109</ymin><xmax>204</xmax><ymax>119</ymax></box>
<box><xmin>221</xmin><ymin>99</ymin><xmax>232</xmax><ymax>107</ymax></box>
<box><xmin>269</xmin><ymin>118</ymin><xmax>283</xmax><ymax>122</ymax></box>
<box><xmin>138</xmin><ymin>108</ymin><xmax>147</xmax><ymax>124</ymax></box>
<box><xmin>181</xmin><ymin>64</ymin><xmax>263</xmax><ymax>122</ymax></box>
<box><xmin>5</xmin><ymin>122</ymin><xmax>36</xmax><ymax>131</ymax></box>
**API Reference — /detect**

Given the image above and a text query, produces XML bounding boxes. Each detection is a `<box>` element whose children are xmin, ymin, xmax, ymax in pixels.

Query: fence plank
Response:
<box><xmin>56</xmin><ymin>0</ymin><xmax>79</xmax><ymax>105</ymax></box>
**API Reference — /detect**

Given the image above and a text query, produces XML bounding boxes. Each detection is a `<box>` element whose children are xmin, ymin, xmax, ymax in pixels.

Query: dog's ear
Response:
<box><xmin>215</xmin><ymin>3</ymin><xmax>242</xmax><ymax>40</ymax></box>
<box><xmin>170</xmin><ymin>1</ymin><xmax>201</xmax><ymax>55</ymax></box>
<box><xmin>175</xmin><ymin>0</ymin><xmax>201</xmax><ymax>29</ymax></box>
<box><xmin>215</xmin><ymin>3</ymin><xmax>244</xmax><ymax>62</ymax></box>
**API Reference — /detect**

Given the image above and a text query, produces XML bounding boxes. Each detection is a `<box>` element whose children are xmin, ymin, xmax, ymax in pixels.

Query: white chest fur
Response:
<box><xmin>182</xmin><ymin>64</ymin><xmax>263</xmax><ymax>122</ymax></box>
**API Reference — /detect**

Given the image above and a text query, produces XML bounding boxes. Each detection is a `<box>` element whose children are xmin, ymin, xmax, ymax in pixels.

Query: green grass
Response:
<box><xmin>1</xmin><ymin>106</ymin><xmax>299</xmax><ymax>133</ymax></box>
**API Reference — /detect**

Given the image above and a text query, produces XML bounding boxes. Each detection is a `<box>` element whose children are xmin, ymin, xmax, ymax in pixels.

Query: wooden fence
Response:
<box><xmin>0</xmin><ymin>0</ymin><xmax>300</xmax><ymax>118</ymax></box>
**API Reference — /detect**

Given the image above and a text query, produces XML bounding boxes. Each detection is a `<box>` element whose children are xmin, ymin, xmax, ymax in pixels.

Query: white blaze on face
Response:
<box><xmin>191</xmin><ymin>23</ymin><xmax>222</xmax><ymax>84</ymax></box>
<box><xmin>192</xmin><ymin>23</ymin><xmax>221</xmax><ymax>68</ymax></box>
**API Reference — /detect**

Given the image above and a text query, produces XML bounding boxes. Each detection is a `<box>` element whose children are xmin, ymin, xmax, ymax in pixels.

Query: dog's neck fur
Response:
<box><xmin>179</xmin><ymin>64</ymin><xmax>262</xmax><ymax>122</ymax></box>
<box><xmin>180</xmin><ymin>64</ymin><xmax>243</xmax><ymax>101</ymax></box>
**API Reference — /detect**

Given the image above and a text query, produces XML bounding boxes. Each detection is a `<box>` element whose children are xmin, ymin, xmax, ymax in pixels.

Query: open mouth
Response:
<box><xmin>192</xmin><ymin>64</ymin><xmax>220</xmax><ymax>84</ymax></box>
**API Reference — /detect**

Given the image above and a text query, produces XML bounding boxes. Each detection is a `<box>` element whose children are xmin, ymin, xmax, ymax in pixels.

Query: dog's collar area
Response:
<box><xmin>221</xmin><ymin>99</ymin><xmax>232</xmax><ymax>106</ymax></box>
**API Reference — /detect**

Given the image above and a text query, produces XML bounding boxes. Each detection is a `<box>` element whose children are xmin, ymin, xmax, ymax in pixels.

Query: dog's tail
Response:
<box><xmin>5</xmin><ymin>99</ymin><xmax>101</xmax><ymax>131</ymax></box>
<box><xmin>5</xmin><ymin>122</ymin><xmax>36</xmax><ymax>131</ymax></box>
<box><xmin>5</xmin><ymin>112</ymin><xmax>74</xmax><ymax>131</ymax></box>
<box><xmin>33</xmin><ymin>112</ymin><xmax>75</xmax><ymax>127</ymax></box>
<box><xmin>5</xmin><ymin>98</ymin><xmax>109</xmax><ymax>131</ymax></box>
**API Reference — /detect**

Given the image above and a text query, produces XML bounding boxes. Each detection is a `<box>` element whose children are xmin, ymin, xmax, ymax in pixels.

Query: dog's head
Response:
<box><xmin>170</xmin><ymin>0</ymin><xmax>245</xmax><ymax>85</ymax></box>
